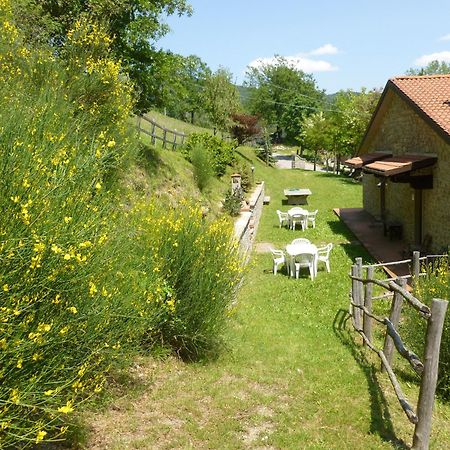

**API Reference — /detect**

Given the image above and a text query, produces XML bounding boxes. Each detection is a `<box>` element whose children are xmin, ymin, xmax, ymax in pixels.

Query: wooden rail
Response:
<box><xmin>349</xmin><ymin>255</ymin><xmax>448</xmax><ymax>450</ymax></box>
<box><xmin>136</xmin><ymin>115</ymin><xmax>186</xmax><ymax>149</ymax></box>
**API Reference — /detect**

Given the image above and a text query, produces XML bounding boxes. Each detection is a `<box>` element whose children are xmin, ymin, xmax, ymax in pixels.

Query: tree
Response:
<box><xmin>13</xmin><ymin>0</ymin><xmax>193</xmax><ymax>112</ymax></box>
<box><xmin>326</xmin><ymin>89</ymin><xmax>380</xmax><ymax>171</ymax></box>
<box><xmin>245</xmin><ymin>56</ymin><xmax>324</xmax><ymax>143</ymax></box>
<box><xmin>203</xmin><ymin>68</ymin><xmax>241</xmax><ymax>135</ymax></box>
<box><xmin>299</xmin><ymin>112</ymin><xmax>332</xmax><ymax>171</ymax></box>
<box><xmin>406</xmin><ymin>60</ymin><xmax>450</xmax><ymax>75</ymax></box>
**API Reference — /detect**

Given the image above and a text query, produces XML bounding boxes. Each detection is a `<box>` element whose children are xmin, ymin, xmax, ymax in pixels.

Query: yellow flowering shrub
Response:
<box><xmin>134</xmin><ymin>200</ymin><xmax>245</xmax><ymax>360</ymax></box>
<box><xmin>0</xmin><ymin>4</ymin><xmax>143</xmax><ymax>448</ymax></box>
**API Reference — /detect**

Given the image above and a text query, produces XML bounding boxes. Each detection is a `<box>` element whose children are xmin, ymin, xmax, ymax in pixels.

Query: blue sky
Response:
<box><xmin>158</xmin><ymin>0</ymin><xmax>450</xmax><ymax>94</ymax></box>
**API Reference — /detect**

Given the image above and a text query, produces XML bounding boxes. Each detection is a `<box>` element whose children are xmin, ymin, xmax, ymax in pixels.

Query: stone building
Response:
<box><xmin>345</xmin><ymin>74</ymin><xmax>450</xmax><ymax>253</ymax></box>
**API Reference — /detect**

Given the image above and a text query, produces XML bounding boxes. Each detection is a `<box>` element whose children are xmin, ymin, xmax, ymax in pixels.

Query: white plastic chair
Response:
<box><xmin>271</xmin><ymin>248</ymin><xmax>286</xmax><ymax>275</ymax></box>
<box><xmin>291</xmin><ymin>238</ymin><xmax>311</xmax><ymax>245</ymax></box>
<box><xmin>306</xmin><ymin>209</ymin><xmax>318</xmax><ymax>229</ymax></box>
<box><xmin>290</xmin><ymin>213</ymin><xmax>307</xmax><ymax>231</ymax></box>
<box><xmin>294</xmin><ymin>252</ymin><xmax>316</xmax><ymax>280</ymax></box>
<box><xmin>317</xmin><ymin>243</ymin><xmax>333</xmax><ymax>273</ymax></box>
<box><xmin>276</xmin><ymin>210</ymin><xmax>289</xmax><ymax>228</ymax></box>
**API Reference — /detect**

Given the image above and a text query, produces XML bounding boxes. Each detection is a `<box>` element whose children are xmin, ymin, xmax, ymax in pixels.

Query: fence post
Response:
<box><xmin>172</xmin><ymin>130</ymin><xmax>177</xmax><ymax>150</ymax></box>
<box><xmin>363</xmin><ymin>265</ymin><xmax>374</xmax><ymax>345</ymax></box>
<box><xmin>352</xmin><ymin>258</ymin><xmax>363</xmax><ymax>331</ymax></box>
<box><xmin>412</xmin><ymin>251</ymin><xmax>420</xmax><ymax>289</ymax></box>
<box><xmin>162</xmin><ymin>128</ymin><xmax>167</xmax><ymax>149</ymax></box>
<box><xmin>382</xmin><ymin>277</ymin><xmax>406</xmax><ymax>372</ymax></box>
<box><xmin>151</xmin><ymin>122</ymin><xmax>156</xmax><ymax>145</ymax></box>
<box><xmin>351</xmin><ymin>264</ymin><xmax>358</xmax><ymax>329</ymax></box>
<box><xmin>181</xmin><ymin>133</ymin><xmax>185</xmax><ymax>146</ymax></box>
<box><xmin>412</xmin><ymin>298</ymin><xmax>448</xmax><ymax>450</ymax></box>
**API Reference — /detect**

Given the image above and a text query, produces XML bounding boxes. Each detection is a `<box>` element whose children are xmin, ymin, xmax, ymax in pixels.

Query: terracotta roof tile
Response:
<box><xmin>390</xmin><ymin>74</ymin><xmax>450</xmax><ymax>137</ymax></box>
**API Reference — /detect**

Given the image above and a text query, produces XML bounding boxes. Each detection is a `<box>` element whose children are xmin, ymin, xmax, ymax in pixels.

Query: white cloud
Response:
<box><xmin>308</xmin><ymin>44</ymin><xmax>339</xmax><ymax>56</ymax></box>
<box><xmin>414</xmin><ymin>51</ymin><xmax>450</xmax><ymax>66</ymax></box>
<box><xmin>247</xmin><ymin>44</ymin><xmax>340</xmax><ymax>74</ymax></box>
<box><xmin>438</xmin><ymin>34</ymin><xmax>450</xmax><ymax>41</ymax></box>
<box><xmin>248</xmin><ymin>55</ymin><xmax>338</xmax><ymax>73</ymax></box>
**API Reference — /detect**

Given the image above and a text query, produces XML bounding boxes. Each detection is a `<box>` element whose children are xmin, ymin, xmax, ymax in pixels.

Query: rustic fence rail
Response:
<box><xmin>349</xmin><ymin>253</ymin><xmax>448</xmax><ymax>450</ymax></box>
<box><xmin>136</xmin><ymin>115</ymin><xmax>186</xmax><ymax>149</ymax></box>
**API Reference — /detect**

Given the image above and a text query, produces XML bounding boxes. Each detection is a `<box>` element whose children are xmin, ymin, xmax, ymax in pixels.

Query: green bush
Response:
<box><xmin>182</xmin><ymin>132</ymin><xmax>237</xmax><ymax>176</ymax></box>
<box><xmin>222</xmin><ymin>189</ymin><xmax>243</xmax><ymax>217</ymax></box>
<box><xmin>190</xmin><ymin>143</ymin><xmax>213</xmax><ymax>192</ymax></box>
<box><xmin>233</xmin><ymin>162</ymin><xmax>253</xmax><ymax>193</ymax></box>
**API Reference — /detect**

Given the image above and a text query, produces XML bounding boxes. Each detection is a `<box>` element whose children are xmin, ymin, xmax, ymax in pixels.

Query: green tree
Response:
<box><xmin>326</xmin><ymin>89</ymin><xmax>380</xmax><ymax>170</ymax></box>
<box><xmin>245</xmin><ymin>56</ymin><xmax>324</xmax><ymax>143</ymax></box>
<box><xmin>163</xmin><ymin>54</ymin><xmax>211</xmax><ymax>123</ymax></box>
<box><xmin>406</xmin><ymin>60</ymin><xmax>450</xmax><ymax>75</ymax></box>
<box><xmin>13</xmin><ymin>0</ymin><xmax>193</xmax><ymax>112</ymax></box>
<box><xmin>300</xmin><ymin>112</ymin><xmax>332</xmax><ymax>171</ymax></box>
<box><xmin>203</xmin><ymin>68</ymin><xmax>241</xmax><ymax>135</ymax></box>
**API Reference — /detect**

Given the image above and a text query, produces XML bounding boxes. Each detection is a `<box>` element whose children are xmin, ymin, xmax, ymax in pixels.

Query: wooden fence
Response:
<box><xmin>349</xmin><ymin>252</ymin><xmax>448</xmax><ymax>450</ymax></box>
<box><xmin>136</xmin><ymin>115</ymin><xmax>186</xmax><ymax>149</ymax></box>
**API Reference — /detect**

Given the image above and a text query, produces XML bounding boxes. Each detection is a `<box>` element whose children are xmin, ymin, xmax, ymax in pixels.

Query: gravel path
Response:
<box><xmin>273</xmin><ymin>153</ymin><xmax>325</xmax><ymax>171</ymax></box>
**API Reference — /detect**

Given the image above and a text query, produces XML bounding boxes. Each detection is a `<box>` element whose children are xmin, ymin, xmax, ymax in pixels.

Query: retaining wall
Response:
<box><xmin>233</xmin><ymin>181</ymin><xmax>265</xmax><ymax>259</ymax></box>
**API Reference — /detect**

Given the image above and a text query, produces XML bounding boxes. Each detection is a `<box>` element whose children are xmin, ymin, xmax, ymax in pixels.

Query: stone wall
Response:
<box><xmin>363</xmin><ymin>92</ymin><xmax>450</xmax><ymax>251</ymax></box>
<box><xmin>362</xmin><ymin>173</ymin><xmax>380</xmax><ymax>218</ymax></box>
<box><xmin>234</xmin><ymin>181</ymin><xmax>265</xmax><ymax>259</ymax></box>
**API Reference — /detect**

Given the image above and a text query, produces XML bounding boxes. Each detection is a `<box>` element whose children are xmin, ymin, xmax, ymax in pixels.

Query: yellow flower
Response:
<box><xmin>67</xmin><ymin>306</ymin><xmax>77</xmax><ymax>314</ymax></box>
<box><xmin>59</xmin><ymin>326</ymin><xmax>69</xmax><ymax>335</ymax></box>
<box><xmin>36</xmin><ymin>430</ymin><xmax>47</xmax><ymax>443</ymax></box>
<box><xmin>106</xmin><ymin>139</ymin><xmax>116</xmax><ymax>147</ymax></box>
<box><xmin>10</xmin><ymin>389</ymin><xmax>19</xmax><ymax>404</ymax></box>
<box><xmin>95</xmin><ymin>182</ymin><xmax>102</xmax><ymax>190</ymax></box>
<box><xmin>89</xmin><ymin>281</ymin><xmax>97</xmax><ymax>296</ymax></box>
<box><xmin>58</xmin><ymin>401</ymin><xmax>74</xmax><ymax>414</ymax></box>
<box><xmin>2</xmin><ymin>284</ymin><xmax>9</xmax><ymax>292</ymax></box>
<box><xmin>64</xmin><ymin>216</ymin><xmax>72</xmax><ymax>224</ymax></box>
<box><xmin>16</xmin><ymin>358</ymin><xmax>23</xmax><ymax>369</ymax></box>
<box><xmin>51</xmin><ymin>244</ymin><xmax>63</xmax><ymax>254</ymax></box>
<box><xmin>33</xmin><ymin>242</ymin><xmax>45</xmax><ymax>253</ymax></box>
<box><xmin>44</xmin><ymin>389</ymin><xmax>55</xmax><ymax>396</ymax></box>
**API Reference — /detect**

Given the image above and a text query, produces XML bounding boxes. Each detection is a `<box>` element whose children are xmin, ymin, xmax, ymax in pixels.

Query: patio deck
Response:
<box><xmin>334</xmin><ymin>208</ymin><xmax>410</xmax><ymax>280</ymax></box>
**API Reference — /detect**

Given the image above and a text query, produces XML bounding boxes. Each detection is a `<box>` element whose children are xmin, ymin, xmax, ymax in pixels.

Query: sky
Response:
<box><xmin>158</xmin><ymin>0</ymin><xmax>450</xmax><ymax>94</ymax></box>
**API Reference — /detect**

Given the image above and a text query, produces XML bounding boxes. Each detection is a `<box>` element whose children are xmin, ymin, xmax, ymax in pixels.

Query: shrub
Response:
<box><xmin>182</xmin><ymin>132</ymin><xmax>237</xmax><ymax>177</ymax></box>
<box><xmin>222</xmin><ymin>189</ymin><xmax>243</xmax><ymax>217</ymax></box>
<box><xmin>135</xmin><ymin>202</ymin><xmax>244</xmax><ymax>360</ymax></box>
<box><xmin>190</xmin><ymin>143</ymin><xmax>213</xmax><ymax>192</ymax></box>
<box><xmin>233</xmin><ymin>163</ymin><xmax>253</xmax><ymax>193</ymax></box>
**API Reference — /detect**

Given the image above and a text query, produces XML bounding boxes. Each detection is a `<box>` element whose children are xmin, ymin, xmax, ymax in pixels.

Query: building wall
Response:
<box><xmin>362</xmin><ymin>173</ymin><xmax>380</xmax><ymax>218</ymax></box>
<box><xmin>363</xmin><ymin>92</ymin><xmax>450</xmax><ymax>251</ymax></box>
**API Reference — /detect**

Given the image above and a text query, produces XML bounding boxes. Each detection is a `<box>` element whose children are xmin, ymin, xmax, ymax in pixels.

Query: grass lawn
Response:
<box><xmin>83</xmin><ymin>148</ymin><xmax>450</xmax><ymax>449</ymax></box>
